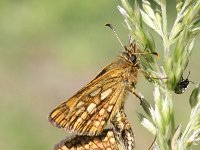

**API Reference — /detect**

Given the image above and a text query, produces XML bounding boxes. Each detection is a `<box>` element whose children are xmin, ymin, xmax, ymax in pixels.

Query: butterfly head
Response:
<box><xmin>122</xmin><ymin>43</ymin><xmax>139</xmax><ymax>66</ymax></box>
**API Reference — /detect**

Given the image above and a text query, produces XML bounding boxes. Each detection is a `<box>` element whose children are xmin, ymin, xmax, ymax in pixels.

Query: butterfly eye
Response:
<box><xmin>130</xmin><ymin>54</ymin><xmax>137</xmax><ymax>64</ymax></box>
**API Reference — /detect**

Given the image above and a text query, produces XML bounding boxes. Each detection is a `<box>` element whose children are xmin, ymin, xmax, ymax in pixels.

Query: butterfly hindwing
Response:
<box><xmin>54</xmin><ymin>129</ymin><xmax>121</xmax><ymax>150</ymax></box>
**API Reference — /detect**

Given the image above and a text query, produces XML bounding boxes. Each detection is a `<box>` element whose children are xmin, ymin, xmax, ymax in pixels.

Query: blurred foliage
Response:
<box><xmin>0</xmin><ymin>0</ymin><xmax>199</xmax><ymax>150</ymax></box>
<box><xmin>0</xmin><ymin>0</ymin><xmax>125</xmax><ymax>72</ymax></box>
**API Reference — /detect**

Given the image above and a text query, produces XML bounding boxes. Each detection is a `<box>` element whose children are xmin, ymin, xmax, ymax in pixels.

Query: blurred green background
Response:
<box><xmin>0</xmin><ymin>1</ymin><xmax>200</xmax><ymax>150</ymax></box>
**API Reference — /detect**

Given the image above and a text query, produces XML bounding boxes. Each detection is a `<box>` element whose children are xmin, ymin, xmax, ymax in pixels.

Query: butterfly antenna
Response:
<box><xmin>148</xmin><ymin>136</ymin><xmax>156</xmax><ymax>150</ymax></box>
<box><xmin>105</xmin><ymin>23</ymin><xmax>124</xmax><ymax>48</ymax></box>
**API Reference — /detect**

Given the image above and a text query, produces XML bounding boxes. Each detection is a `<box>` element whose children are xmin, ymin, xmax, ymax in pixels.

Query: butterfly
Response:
<box><xmin>48</xmin><ymin>24</ymin><xmax>157</xmax><ymax>136</ymax></box>
<box><xmin>54</xmin><ymin>128</ymin><xmax>122</xmax><ymax>150</ymax></box>
<box><xmin>174</xmin><ymin>71</ymin><xmax>194</xmax><ymax>94</ymax></box>
<box><xmin>55</xmin><ymin>109</ymin><xmax>134</xmax><ymax>150</ymax></box>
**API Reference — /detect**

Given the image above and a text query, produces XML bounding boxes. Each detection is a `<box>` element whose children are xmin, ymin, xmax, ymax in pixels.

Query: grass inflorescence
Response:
<box><xmin>118</xmin><ymin>0</ymin><xmax>200</xmax><ymax>149</ymax></box>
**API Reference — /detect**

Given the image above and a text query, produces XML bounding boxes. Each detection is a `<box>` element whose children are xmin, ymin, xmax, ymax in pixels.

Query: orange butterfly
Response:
<box><xmin>49</xmin><ymin>24</ymin><xmax>157</xmax><ymax>136</ymax></box>
<box><xmin>49</xmin><ymin>42</ymin><xmax>142</xmax><ymax>135</ymax></box>
<box><xmin>55</xmin><ymin>110</ymin><xmax>135</xmax><ymax>150</ymax></box>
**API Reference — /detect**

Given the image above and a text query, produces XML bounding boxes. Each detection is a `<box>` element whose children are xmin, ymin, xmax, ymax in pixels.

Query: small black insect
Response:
<box><xmin>174</xmin><ymin>71</ymin><xmax>194</xmax><ymax>94</ymax></box>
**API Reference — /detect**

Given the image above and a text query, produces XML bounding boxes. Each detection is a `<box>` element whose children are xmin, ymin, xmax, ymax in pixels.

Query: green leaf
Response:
<box><xmin>140</xmin><ymin>97</ymin><xmax>152</xmax><ymax>118</ymax></box>
<box><xmin>145</xmin><ymin>29</ymin><xmax>155</xmax><ymax>51</ymax></box>
<box><xmin>121</xmin><ymin>0</ymin><xmax>134</xmax><ymax>17</ymax></box>
<box><xmin>189</xmin><ymin>84</ymin><xmax>200</xmax><ymax>109</ymax></box>
<box><xmin>142</xmin><ymin>0</ymin><xmax>156</xmax><ymax>21</ymax></box>
<box><xmin>152</xmin><ymin>0</ymin><xmax>162</xmax><ymax>6</ymax></box>
<box><xmin>172</xmin><ymin>124</ymin><xmax>182</xmax><ymax>149</ymax></box>
<box><xmin>137</xmin><ymin>112</ymin><xmax>156</xmax><ymax>135</ymax></box>
<box><xmin>176</xmin><ymin>0</ymin><xmax>183</xmax><ymax>12</ymax></box>
<box><xmin>134</xmin><ymin>0</ymin><xmax>142</xmax><ymax>26</ymax></box>
<box><xmin>170</xmin><ymin>23</ymin><xmax>183</xmax><ymax>41</ymax></box>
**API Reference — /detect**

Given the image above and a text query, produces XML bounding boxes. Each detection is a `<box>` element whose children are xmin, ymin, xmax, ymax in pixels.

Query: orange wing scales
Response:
<box><xmin>54</xmin><ymin>129</ymin><xmax>122</xmax><ymax>150</ymax></box>
<box><xmin>49</xmin><ymin>66</ymin><xmax>127</xmax><ymax>136</ymax></box>
<box><xmin>112</xmin><ymin>110</ymin><xmax>135</xmax><ymax>150</ymax></box>
<box><xmin>68</xmin><ymin>85</ymin><xmax>125</xmax><ymax>136</ymax></box>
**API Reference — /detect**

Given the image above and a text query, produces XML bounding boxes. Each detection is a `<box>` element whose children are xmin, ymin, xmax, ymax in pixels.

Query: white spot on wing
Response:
<box><xmin>99</xmin><ymin>109</ymin><xmax>105</xmax><ymax>116</ymax></box>
<box><xmin>101</xmin><ymin>88</ymin><xmax>112</xmax><ymax>100</ymax></box>
<box><xmin>94</xmin><ymin>121</ymin><xmax>100</xmax><ymax>127</ymax></box>
<box><xmin>90</xmin><ymin>88</ymin><xmax>101</xmax><ymax>97</ymax></box>
<box><xmin>76</xmin><ymin>101</ymin><xmax>84</xmax><ymax>107</ymax></box>
<box><xmin>107</xmin><ymin>105</ymin><xmax>113</xmax><ymax>112</ymax></box>
<box><xmin>87</xmin><ymin>103</ymin><xmax>96</xmax><ymax>113</ymax></box>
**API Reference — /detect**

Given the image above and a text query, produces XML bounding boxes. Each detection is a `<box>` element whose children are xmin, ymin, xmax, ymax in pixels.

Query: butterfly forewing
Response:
<box><xmin>49</xmin><ymin>63</ymin><xmax>128</xmax><ymax>135</ymax></box>
<box><xmin>54</xmin><ymin>129</ymin><xmax>122</xmax><ymax>150</ymax></box>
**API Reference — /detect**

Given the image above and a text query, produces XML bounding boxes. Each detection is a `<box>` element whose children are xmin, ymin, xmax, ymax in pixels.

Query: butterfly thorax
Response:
<box><xmin>118</xmin><ymin>44</ymin><xmax>140</xmax><ymax>90</ymax></box>
<box><xmin>117</xmin><ymin>54</ymin><xmax>140</xmax><ymax>90</ymax></box>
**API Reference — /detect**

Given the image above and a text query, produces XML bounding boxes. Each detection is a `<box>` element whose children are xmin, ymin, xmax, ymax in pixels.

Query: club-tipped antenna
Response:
<box><xmin>105</xmin><ymin>23</ymin><xmax>124</xmax><ymax>48</ymax></box>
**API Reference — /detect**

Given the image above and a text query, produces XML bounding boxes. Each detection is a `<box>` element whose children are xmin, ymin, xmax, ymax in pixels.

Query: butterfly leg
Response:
<box><xmin>112</xmin><ymin>109</ymin><xmax>135</xmax><ymax>150</ymax></box>
<box><xmin>130</xmin><ymin>87</ymin><xmax>152</xmax><ymax>117</ymax></box>
<box><xmin>130</xmin><ymin>86</ymin><xmax>144</xmax><ymax>101</ymax></box>
<box><xmin>140</xmin><ymin>69</ymin><xmax>168</xmax><ymax>81</ymax></box>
